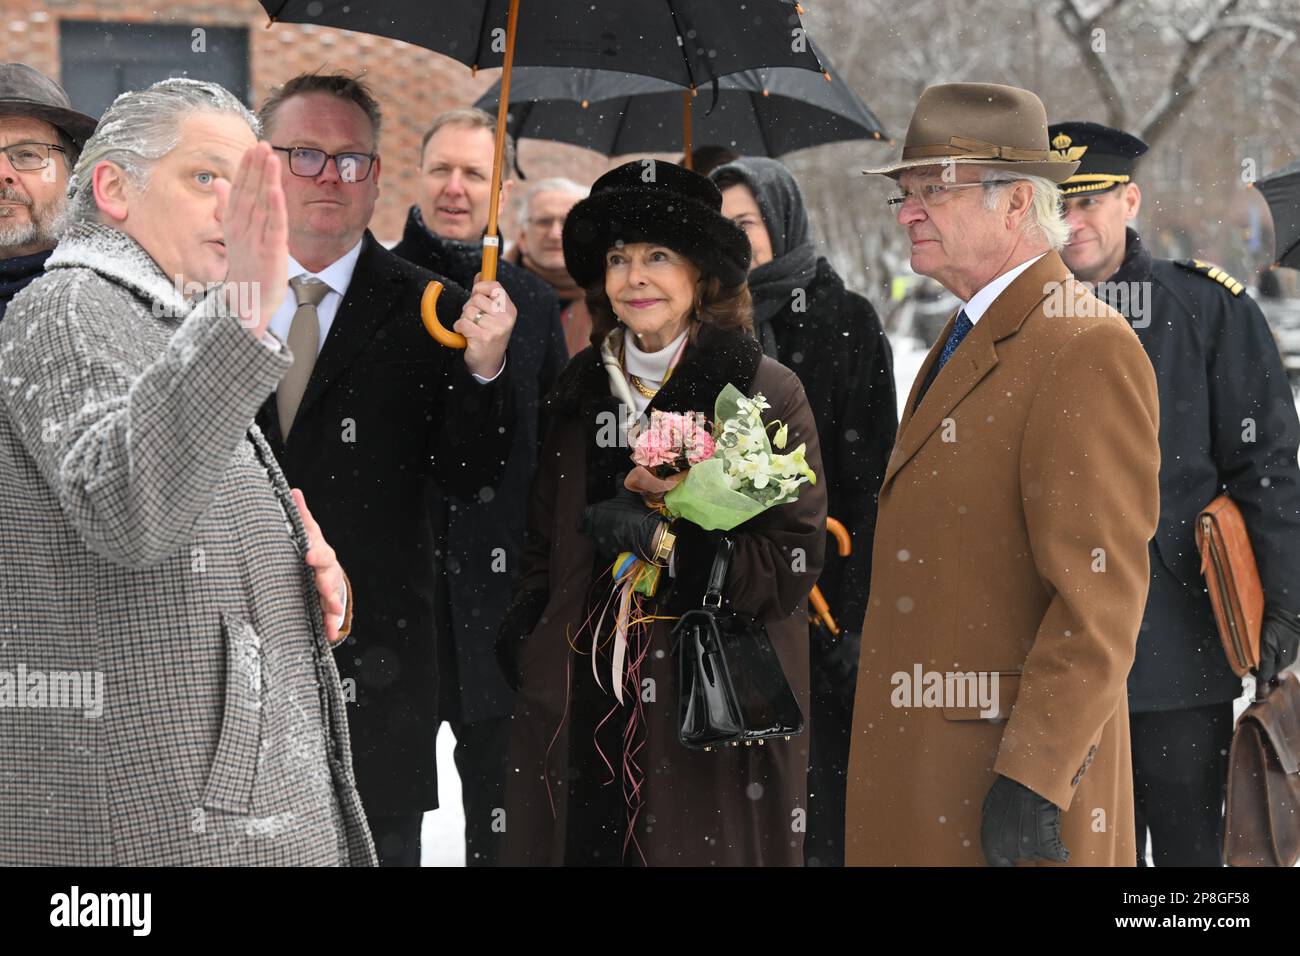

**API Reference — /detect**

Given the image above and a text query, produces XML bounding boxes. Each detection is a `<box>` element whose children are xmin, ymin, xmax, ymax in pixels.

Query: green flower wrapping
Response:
<box><xmin>662</xmin><ymin>383</ymin><xmax>817</xmax><ymax>531</ymax></box>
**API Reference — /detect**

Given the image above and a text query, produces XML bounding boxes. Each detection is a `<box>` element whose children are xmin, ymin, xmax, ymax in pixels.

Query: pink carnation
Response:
<box><xmin>685</xmin><ymin>426</ymin><xmax>715</xmax><ymax>464</ymax></box>
<box><xmin>631</xmin><ymin>411</ymin><xmax>714</xmax><ymax>475</ymax></box>
<box><xmin>632</xmin><ymin>427</ymin><xmax>677</xmax><ymax>469</ymax></box>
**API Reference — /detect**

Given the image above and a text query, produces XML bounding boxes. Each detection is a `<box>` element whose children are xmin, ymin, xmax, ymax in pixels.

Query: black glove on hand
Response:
<box><xmin>577</xmin><ymin>487</ymin><xmax>662</xmax><ymax>563</ymax></box>
<box><xmin>825</xmin><ymin>630</ymin><xmax>862</xmax><ymax>715</ymax></box>
<box><xmin>980</xmin><ymin>774</ymin><xmax>1070</xmax><ymax>867</ymax></box>
<box><xmin>1258</xmin><ymin>606</ymin><xmax>1300</xmax><ymax>687</ymax></box>
<box><xmin>495</xmin><ymin>588</ymin><xmax>549</xmax><ymax>692</ymax></box>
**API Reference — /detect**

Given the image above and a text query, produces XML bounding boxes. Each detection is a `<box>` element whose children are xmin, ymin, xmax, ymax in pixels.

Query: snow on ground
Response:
<box><xmin>421</xmin><ymin>724</ymin><xmax>465</xmax><ymax>867</ymax></box>
<box><xmin>890</xmin><ymin>335</ymin><xmax>930</xmax><ymax>421</ymax></box>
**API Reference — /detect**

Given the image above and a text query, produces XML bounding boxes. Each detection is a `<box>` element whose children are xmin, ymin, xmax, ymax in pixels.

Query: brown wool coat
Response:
<box><xmin>844</xmin><ymin>252</ymin><xmax>1161</xmax><ymax>867</ymax></box>
<box><xmin>500</xmin><ymin>325</ymin><xmax>827</xmax><ymax>866</ymax></box>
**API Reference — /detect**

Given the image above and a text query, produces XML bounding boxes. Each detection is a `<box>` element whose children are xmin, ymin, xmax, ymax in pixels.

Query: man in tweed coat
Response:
<box><xmin>0</xmin><ymin>78</ymin><xmax>375</xmax><ymax>865</ymax></box>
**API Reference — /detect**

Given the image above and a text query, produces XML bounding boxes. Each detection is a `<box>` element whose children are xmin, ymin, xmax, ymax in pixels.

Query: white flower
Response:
<box><xmin>731</xmin><ymin>451</ymin><xmax>771</xmax><ymax>489</ymax></box>
<box><xmin>776</xmin><ymin>477</ymin><xmax>804</xmax><ymax>500</ymax></box>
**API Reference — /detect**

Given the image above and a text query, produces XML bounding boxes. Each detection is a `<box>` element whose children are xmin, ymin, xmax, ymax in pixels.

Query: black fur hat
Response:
<box><xmin>562</xmin><ymin>159</ymin><xmax>751</xmax><ymax>289</ymax></box>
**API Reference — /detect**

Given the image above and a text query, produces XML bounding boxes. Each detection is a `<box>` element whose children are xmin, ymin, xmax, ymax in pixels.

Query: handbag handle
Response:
<box><xmin>703</xmin><ymin>536</ymin><xmax>735</xmax><ymax>608</ymax></box>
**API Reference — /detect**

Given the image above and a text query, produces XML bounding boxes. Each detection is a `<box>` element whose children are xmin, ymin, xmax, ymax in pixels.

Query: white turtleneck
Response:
<box><xmin>623</xmin><ymin>327</ymin><xmax>689</xmax><ymax>416</ymax></box>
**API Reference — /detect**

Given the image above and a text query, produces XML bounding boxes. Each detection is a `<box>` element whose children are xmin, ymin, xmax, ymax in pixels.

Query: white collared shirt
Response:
<box><xmin>961</xmin><ymin>253</ymin><xmax>1047</xmax><ymax>324</ymax></box>
<box><xmin>268</xmin><ymin>239</ymin><xmax>503</xmax><ymax>381</ymax></box>
<box><xmin>268</xmin><ymin>239</ymin><xmax>366</xmax><ymax>356</ymax></box>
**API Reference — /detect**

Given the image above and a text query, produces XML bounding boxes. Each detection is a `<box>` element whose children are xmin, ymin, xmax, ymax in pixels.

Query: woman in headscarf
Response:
<box><xmin>711</xmin><ymin>156</ymin><xmax>898</xmax><ymax>867</ymax></box>
<box><xmin>496</xmin><ymin>160</ymin><xmax>827</xmax><ymax>866</ymax></box>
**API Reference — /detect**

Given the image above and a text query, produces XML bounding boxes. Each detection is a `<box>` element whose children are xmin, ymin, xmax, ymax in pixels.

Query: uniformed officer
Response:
<box><xmin>1051</xmin><ymin>120</ymin><xmax>1300</xmax><ymax>865</ymax></box>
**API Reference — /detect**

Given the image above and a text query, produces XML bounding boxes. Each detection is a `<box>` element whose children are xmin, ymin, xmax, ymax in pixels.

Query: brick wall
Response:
<box><xmin>0</xmin><ymin>0</ymin><xmax>610</xmax><ymax>242</ymax></box>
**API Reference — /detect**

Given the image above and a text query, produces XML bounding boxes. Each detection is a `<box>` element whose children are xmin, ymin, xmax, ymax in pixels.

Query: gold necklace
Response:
<box><xmin>621</xmin><ymin>336</ymin><xmax>667</xmax><ymax>399</ymax></box>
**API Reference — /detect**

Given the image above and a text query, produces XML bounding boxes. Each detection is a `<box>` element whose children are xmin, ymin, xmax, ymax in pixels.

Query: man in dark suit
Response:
<box><xmin>256</xmin><ymin>74</ymin><xmax>517</xmax><ymax>866</ymax></box>
<box><xmin>1053</xmin><ymin>120</ymin><xmax>1300</xmax><ymax>865</ymax></box>
<box><xmin>392</xmin><ymin>108</ymin><xmax>567</xmax><ymax>866</ymax></box>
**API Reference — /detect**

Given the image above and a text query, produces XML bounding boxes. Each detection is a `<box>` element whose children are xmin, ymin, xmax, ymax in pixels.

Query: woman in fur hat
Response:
<box><xmin>496</xmin><ymin>160</ymin><xmax>827</xmax><ymax>866</ymax></box>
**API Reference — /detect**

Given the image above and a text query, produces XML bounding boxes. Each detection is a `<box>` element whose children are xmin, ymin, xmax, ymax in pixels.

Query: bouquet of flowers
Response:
<box><xmin>655</xmin><ymin>383</ymin><xmax>816</xmax><ymax>530</ymax></box>
<box><xmin>612</xmin><ymin>384</ymin><xmax>818</xmax><ymax>605</ymax></box>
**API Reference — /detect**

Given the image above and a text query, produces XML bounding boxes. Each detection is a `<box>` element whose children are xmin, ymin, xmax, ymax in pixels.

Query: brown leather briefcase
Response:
<box><xmin>1195</xmin><ymin>495</ymin><xmax>1263</xmax><ymax>677</ymax></box>
<box><xmin>1223</xmin><ymin>673</ymin><xmax>1300</xmax><ymax>867</ymax></box>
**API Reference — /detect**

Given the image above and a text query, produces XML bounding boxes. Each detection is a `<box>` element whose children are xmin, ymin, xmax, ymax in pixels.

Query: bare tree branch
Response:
<box><xmin>1053</xmin><ymin>0</ymin><xmax>1129</xmax><ymax>127</ymax></box>
<box><xmin>1135</xmin><ymin>36</ymin><xmax>1237</xmax><ymax>148</ymax></box>
<box><xmin>1132</xmin><ymin>0</ymin><xmax>1248</xmax><ymax>148</ymax></box>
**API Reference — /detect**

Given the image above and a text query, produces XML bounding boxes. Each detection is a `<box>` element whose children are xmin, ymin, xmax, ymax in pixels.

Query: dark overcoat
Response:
<box><xmin>1099</xmin><ymin>229</ymin><xmax>1300</xmax><ymax>712</ymax></box>
<box><xmin>255</xmin><ymin>233</ymin><xmax>514</xmax><ymax>817</ymax></box>
<box><xmin>392</xmin><ymin>209</ymin><xmax>568</xmax><ymax>724</ymax></box>
<box><xmin>499</xmin><ymin>323</ymin><xmax>827</xmax><ymax>865</ymax></box>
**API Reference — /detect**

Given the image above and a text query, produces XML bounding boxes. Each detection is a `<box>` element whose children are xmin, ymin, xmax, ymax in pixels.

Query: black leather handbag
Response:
<box><xmin>673</xmin><ymin>536</ymin><xmax>804</xmax><ymax>750</ymax></box>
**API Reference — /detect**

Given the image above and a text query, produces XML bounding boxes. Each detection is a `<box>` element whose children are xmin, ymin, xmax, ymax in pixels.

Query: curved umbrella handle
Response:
<box><xmin>826</xmin><ymin>516</ymin><xmax>851</xmax><ymax>556</ymax></box>
<box><xmin>809</xmin><ymin>517</ymin><xmax>853</xmax><ymax>637</ymax></box>
<box><xmin>809</xmin><ymin>585</ymin><xmax>839</xmax><ymax>637</ymax></box>
<box><xmin>420</xmin><ymin>280</ymin><xmax>467</xmax><ymax>349</ymax></box>
<box><xmin>423</xmin><ymin>0</ymin><xmax>517</xmax><ymax>348</ymax></box>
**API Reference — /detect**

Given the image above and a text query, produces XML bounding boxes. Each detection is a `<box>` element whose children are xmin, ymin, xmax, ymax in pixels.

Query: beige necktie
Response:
<box><xmin>277</xmin><ymin>276</ymin><xmax>330</xmax><ymax>437</ymax></box>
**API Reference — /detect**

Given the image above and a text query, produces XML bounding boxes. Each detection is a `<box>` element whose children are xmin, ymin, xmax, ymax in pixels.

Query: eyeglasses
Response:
<box><xmin>527</xmin><ymin>215</ymin><xmax>567</xmax><ymax>231</ymax></box>
<box><xmin>272</xmin><ymin>146</ymin><xmax>376</xmax><ymax>182</ymax></box>
<box><xmin>0</xmin><ymin>142</ymin><xmax>66</xmax><ymax>172</ymax></box>
<box><xmin>886</xmin><ymin>180</ymin><xmax>998</xmax><ymax>211</ymax></box>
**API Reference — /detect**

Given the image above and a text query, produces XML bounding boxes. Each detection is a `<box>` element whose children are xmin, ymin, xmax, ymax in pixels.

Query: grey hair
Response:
<box><xmin>65</xmin><ymin>78</ymin><xmax>258</xmax><ymax>224</ymax></box>
<box><xmin>515</xmin><ymin>176</ymin><xmax>589</xmax><ymax>225</ymax></box>
<box><xmin>979</xmin><ymin>169</ymin><xmax>1069</xmax><ymax>251</ymax></box>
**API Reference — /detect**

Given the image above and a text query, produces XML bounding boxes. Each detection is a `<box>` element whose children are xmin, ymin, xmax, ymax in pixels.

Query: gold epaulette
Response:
<box><xmin>1173</xmin><ymin>258</ymin><xmax>1245</xmax><ymax>296</ymax></box>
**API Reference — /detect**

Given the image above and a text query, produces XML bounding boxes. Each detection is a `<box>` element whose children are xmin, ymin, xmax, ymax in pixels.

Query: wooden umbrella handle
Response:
<box><xmin>826</xmin><ymin>516</ymin><xmax>851</xmax><ymax>556</ymax></box>
<box><xmin>808</xmin><ymin>518</ymin><xmax>854</xmax><ymax>636</ymax></box>
<box><xmin>420</xmin><ymin>280</ymin><xmax>467</xmax><ymax>349</ymax></box>
<box><xmin>809</xmin><ymin>585</ymin><xmax>839</xmax><ymax>636</ymax></box>
<box><xmin>422</xmin><ymin>0</ymin><xmax>518</xmax><ymax>347</ymax></box>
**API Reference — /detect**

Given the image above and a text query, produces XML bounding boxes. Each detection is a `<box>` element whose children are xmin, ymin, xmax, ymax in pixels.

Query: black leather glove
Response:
<box><xmin>980</xmin><ymin>774</ymin><xmax>1070</xmax><ymax>867</ymax></box>
<box><xmin>495</xmin><ymin>588</ymin><xmax>549</xmax><ymax>692</ymax></box>
<box><xmin>577</xmin><ymin>487</ymin><xmax>663</xmax><ymax>563</ymax></box>
<box><xmin>1258</xmin><ymin>606</ymin><xmax>1300</xmax><ymax>687</ymax></box>
<box><xmin>822</xmin><ymin>629</ymin><xmax>861</xmax><ymax>716</ymax></box>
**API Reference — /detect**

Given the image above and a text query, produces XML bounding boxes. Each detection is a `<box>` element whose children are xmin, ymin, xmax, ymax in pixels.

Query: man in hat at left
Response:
<box><xmin>0</xmin><ymin>64</ymin><xmax>96</xmax><ymax>321</ymax></box>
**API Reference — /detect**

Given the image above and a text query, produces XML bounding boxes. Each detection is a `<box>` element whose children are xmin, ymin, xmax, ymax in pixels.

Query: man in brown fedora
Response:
<box><xmin>0</xmin><ymin>64</ymin><xmax>96</xmax><ymax>321</ymax></box>
<box><xmin>844</xmin><ymin>83</ymin><xmax>1161</xmax><ymax>866</ymax></box>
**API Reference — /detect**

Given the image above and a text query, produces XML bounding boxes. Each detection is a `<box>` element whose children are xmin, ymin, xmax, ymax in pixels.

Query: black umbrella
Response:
<box><xmin>1258</xmin><ymin>159</ymin><xmax>1300</xmax><ymax>269</ymax></box>
<box><xmin>259</xmin><ymin>0</ymin><xmax>826</xmax><ymax>345</ymax></box>
<box><xmin>261</xmin><ymin>1</ymin><xmax>824</xmax><ymax>85</ymax></box>
<box><xmin>474</xmin><ymin>44</ymin><xmax>887</xmax><ymax>163</ymax></box>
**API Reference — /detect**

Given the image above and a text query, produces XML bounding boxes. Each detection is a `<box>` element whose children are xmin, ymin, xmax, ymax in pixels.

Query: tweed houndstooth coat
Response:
<box><xmin>0</xmin><ymin>222</ymin><xmax>375</xmax><ymax>866</ymax></box>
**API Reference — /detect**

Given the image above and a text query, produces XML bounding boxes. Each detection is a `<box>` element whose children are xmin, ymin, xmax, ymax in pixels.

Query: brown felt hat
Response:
<box><xmin>863</xmin><ymin>82</ymin><xmax>1079</xmax><ymax>183</ymax></box>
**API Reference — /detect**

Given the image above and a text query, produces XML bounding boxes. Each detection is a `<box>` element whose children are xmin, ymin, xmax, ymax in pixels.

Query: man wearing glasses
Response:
<box><xmin>844</xmin><ymin>83</ymin><xmax>1161</xmax><ymax>867</ymax></box>
<box><xmin>255</xmin><ymin>73</ymin><xmax>517</xmax><ymax>866</ymax></box>
<box><xmin>0</xmin><ymin>64</ymin><xmax>96</xmax><ymax>321</ymax></box>
<box><xmin>391</xmin><ymin>108</ymin><xmax>567</xmax><ymax>868</ymax></box>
